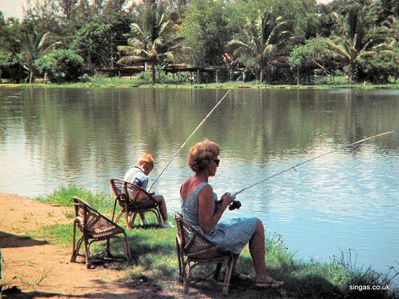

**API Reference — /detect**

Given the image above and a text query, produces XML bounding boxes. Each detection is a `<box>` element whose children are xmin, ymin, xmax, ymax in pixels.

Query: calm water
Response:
<box><xmin>1</xmin><ymin>87</ymin><xmax>399</xmax><ymax>279</ymax></box>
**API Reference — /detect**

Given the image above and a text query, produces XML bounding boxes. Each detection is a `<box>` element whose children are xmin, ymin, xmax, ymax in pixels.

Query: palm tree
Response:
<box><xmin>117</xmin><ymin>8</ymin><xmax>183</xmax><ymax>84</ymax></box>
<box><xmin>21</xmin><ymin>25</ymin><xmax>60</xmax><ymax>83</ymax></box>
<box><xmin>327</xmin><ymin>4</ymin><xmax>393</xmax><ymax>82</ymax></box>
<box><xmin>228</xmin><ymin>9</ymin><xmax>290</xmax><ymax>83</ymax></box>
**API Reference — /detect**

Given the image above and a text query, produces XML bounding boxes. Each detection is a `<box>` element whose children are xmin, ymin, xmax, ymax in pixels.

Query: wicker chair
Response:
<box><xmin>109</xmin><ymin>178</ymin><xmax>162</xmax><ymax>228</ymax></box>
<box><xmin>71</xmin><ymin>197</ymin><xmax>132</xmax><ymax>268</ymax></box>
<box><xmin>175</xmin><ymin>212</ymin><xmax>237</xmax><ymax>295</ymax></box>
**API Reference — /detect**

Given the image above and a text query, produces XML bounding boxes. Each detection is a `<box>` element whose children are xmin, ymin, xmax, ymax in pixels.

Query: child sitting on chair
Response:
<box><xmin>124</xmin><ymin>153</ymin><xmax>173</xmax><ymax>228</ymax></box>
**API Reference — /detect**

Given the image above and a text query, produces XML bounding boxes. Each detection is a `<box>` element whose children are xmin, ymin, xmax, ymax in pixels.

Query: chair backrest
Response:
<box><xmin>109</xmin><ymin>178</ymin><xmax>156</xmax><ymax>208</ymax></box>
<box><xmin>175</xmin><ymin>212</ymin><xmax>223</xmax><ymax>259</ymax></box>
<box><xmin>72</xmin><ymin>196</ymin><xmax>119</xmax><ymax>232</ymax></box>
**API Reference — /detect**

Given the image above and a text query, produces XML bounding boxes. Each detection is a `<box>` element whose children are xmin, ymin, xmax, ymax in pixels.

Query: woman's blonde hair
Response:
<box><xmin>137</xmin><ymin>153</ymin><xmax>154</xmax><ymax>169</ymax></box>
<box><xmin>188</xmin><ymin>139</ymin><xmax>220</xmax><ymax>173</ymax></box>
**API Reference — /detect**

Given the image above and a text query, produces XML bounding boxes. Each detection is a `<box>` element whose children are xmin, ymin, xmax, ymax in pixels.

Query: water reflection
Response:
<box><xmin>0</xmin><ymin>87</ymin><xmax>398</xmax><ymax>279</ymax></box>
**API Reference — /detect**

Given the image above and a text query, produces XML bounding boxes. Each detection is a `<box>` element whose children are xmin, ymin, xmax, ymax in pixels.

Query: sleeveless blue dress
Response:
<box><xmin>181</xmin><ymin>182</ymin><xmax>257</xmax><ymax>254</ymax></box>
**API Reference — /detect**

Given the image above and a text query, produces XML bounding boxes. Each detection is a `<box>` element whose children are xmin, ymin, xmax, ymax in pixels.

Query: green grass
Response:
<box><xmin>31</xmin><ymin>186</ymin><xmax>399</xmax><ymax>298</ymax></box>
<box><xmin>36</xmin><ymin>185</ymin><xmax>111</xmax><ymax>212</ymax></box>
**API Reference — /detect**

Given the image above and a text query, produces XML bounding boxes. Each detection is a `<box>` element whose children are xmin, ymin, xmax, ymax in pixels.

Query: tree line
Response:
<box><xmin>1</xmin><ymin>0</ymin><xmax>398</xmax><ymax>84</ymax></box>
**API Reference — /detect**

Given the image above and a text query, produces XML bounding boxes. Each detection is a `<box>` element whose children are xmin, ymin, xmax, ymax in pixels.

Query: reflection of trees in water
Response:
<box><xmin>1</xmin><ymin>88</ymin><xmax>399</xmax><ymax>177</ymax></box>
<box><xmin>208</xmin><ymin>89</ymin><xmax>399</xmax><ymax>164</ymax></box>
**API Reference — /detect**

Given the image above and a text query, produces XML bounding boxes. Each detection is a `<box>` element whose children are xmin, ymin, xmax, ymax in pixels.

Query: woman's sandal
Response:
<box><xmin>255</xmin><ymin>279</ymin><xmax>284</xmax><ymax>289</ymax></box>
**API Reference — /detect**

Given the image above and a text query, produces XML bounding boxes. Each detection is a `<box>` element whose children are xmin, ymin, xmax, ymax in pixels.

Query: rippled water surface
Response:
<box><xmin>1</xmin><ymin>87</ymin><xmax>398</xmax><ymax>278</ymax></box>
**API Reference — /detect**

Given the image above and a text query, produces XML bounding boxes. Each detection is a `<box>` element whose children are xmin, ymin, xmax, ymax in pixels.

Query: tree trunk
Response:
<box><xmin>152</xmin><ymin>64</ymin><xmax>156</xmax><ymax>84</ymax></box>
<box><xmin>349</xmin><ymin>62</ymin><xmax>357</xmax><ymax>83</ymax></box>
<box><xmin>259</xmin><ymin>63</ymin><xmax>264</xmax><ymax>82</ymax></box>
<box><xmin>296</xmin><ymin>68</ymin><xmax>300</xmax><ymax>85</ymax></box>
<box><xmin>29</xmin><ymin>70</ymin><xmax>33</xmax><ymax>84</ymax></box>
<box><xmin>87</xmin><ymin>52</ymin><xmax>94</xmax><ymax>76</ymax></box>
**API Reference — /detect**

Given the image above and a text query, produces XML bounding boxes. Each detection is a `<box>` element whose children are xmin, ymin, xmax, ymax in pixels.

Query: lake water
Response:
<box><xmin>1</xmin><ymin>87</ymin><xmax>398</xmax><ymax>281</ymax></box>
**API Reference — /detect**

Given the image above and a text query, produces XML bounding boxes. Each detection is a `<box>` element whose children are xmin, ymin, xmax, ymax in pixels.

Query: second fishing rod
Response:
<box><xmin>148</xmin><ymin>89</ymin><xmax>231</xmax><ymax>192</ymax></box>
<box><xmin>224</xmin><ymin>129</ymin><xmax>397</xmax><ymax>211</ymax></box>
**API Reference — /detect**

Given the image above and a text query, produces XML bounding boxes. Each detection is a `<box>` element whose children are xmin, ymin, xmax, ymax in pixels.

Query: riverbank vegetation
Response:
<box><xmin>1</xmin><ymin>0</ymin><xmax>399</xmax><ymax>86</ymax></box>
<box><xmin>31</xmin><ymin>185</ymin><xmax>399</xmax><ymax>298</ymax></box>
<box><xmin>2</xmin><ymin>74</ymin><xmax>399</xmax><ymax>90</ymax></box>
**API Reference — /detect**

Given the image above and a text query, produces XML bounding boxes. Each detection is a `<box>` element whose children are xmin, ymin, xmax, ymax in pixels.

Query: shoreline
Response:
<box><xmin>1</xmin><ymin>76</ymin><xmax>399</xmax><ymax>90</ymax></box>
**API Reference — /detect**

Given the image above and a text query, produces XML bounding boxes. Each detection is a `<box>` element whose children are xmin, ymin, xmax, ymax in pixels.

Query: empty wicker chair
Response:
<box><xmin>71</xmin><ymin>196</ymin><xmax>132</xmax><ymax>268</ymax></box>
<box><xmin>175</xmin><ymin>212</ymin><xmax>237</xmax><ymax>295</ymax></box>
<box><xmin>109</xmin><ymin>178</ymin><xmax>162</xmax><ymax>228</ymax></box>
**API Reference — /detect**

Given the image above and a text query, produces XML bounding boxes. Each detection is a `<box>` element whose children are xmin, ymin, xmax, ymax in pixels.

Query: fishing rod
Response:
<box><xmin>227</xmin><ymin>129</ymin><xmax>397</xmax><ymax>210</ymax></box>
<box><xmin>148</xmin><ymin>89</ymin><xmax>231</xmax><ymax>191</ymax></box>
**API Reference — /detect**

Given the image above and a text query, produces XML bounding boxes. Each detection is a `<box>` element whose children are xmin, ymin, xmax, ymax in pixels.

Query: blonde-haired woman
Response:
<box><xmin>180</xmin><ymin>140</ymin><xmax>283</xmax><ymax>288</ymax></box>
<box><xmin>124</xmin><ymin>153</ymin><xmax>173</xmax><ymax>228</ymax></box>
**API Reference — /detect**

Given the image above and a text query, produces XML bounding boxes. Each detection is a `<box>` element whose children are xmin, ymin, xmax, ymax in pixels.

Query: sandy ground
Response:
<box><xmin>0</xmin><ymin>193</ymin><xmax>182</xmax><ymax>298</ymax></box>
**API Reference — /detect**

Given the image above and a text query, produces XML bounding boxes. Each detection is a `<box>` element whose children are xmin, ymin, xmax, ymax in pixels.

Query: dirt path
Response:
<box><xmin>0</xmin><ymin>193</ymin><xmax>182</xmax><ymax>298</ymax></box>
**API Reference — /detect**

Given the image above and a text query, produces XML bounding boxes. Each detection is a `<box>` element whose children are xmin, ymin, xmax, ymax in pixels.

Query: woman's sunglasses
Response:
<box><xmin>213</xmin><ymin>159</ymin><xmax>220</xmax><ymax>166</ymax></box>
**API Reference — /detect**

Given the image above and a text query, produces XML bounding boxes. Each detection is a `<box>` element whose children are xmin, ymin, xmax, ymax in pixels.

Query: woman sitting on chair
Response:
<box><xmin>180</xmin><ymin>139</ymin><xmax>283</xmax><ymax>288</ymax></box>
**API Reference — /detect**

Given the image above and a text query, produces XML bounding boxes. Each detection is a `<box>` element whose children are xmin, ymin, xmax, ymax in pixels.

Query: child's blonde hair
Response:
<box><xmin>137</xmin><ymin>153</ymin><xmax>154</xmax><ymax>169</ymax></box>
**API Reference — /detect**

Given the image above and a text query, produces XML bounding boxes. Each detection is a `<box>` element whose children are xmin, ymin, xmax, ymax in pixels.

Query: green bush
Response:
<box><xmin>34</xmin><ymin>49</ymin><xmax>84</xmax><ymax>83</ymax></box>
<box><xmin>289</xmin><ymin>37</ymin><xmax>338</xmax><ymax>84</ymax></box>
<box><xmin>356</xmin><ymin>52</ymin><xmax>399</xmax><ymax>84</ymax></box>
<box><xmin>0</xmin><ymin>49</ymin><xmax>26</xmax><ymax>83</ymax></box>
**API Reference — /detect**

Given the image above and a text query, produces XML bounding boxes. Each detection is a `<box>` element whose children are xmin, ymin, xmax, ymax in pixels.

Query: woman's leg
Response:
<box><xmin>249</xmin><ymin>219</ymin><xmax>267</xmax><ymax>280</ymax></box>
<box><xmin>249</xmin><ymin>219</ymin><xmax>283</xmax><ymax>285</ymax></box>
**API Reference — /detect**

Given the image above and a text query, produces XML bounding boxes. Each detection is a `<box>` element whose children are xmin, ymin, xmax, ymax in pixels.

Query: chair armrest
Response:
<box><xmin>74</xmin><ymin>216</ymin><xmax>84</xmax><ymax>230</ymax></box>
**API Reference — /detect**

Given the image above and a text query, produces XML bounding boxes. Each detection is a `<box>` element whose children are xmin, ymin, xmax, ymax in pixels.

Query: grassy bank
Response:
<box><xmin>30</xmin><ymin>186</ymin><xmax>399</xmax><ymax>298</ymax></box>
<box><xmin>2</xmin><ymin>75</ymin><xmax>399</xmax><ymax>90</ymax></box>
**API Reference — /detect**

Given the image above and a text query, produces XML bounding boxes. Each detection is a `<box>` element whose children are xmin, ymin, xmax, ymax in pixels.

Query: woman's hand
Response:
<box><xmin>221</xmin><ymin>192</ymin><xmax>236</xmax><ymax>206</ymax></box>
<box><xmin>199</xmin><ymin>187</ymin><xmax>235</xmax><ymax>233</ymax></box>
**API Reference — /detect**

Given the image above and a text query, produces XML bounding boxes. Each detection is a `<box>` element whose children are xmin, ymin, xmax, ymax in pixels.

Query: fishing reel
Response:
<box><xmin>228</xmin><ymin>200</ymin><xmax>241</xmax><ymax>210</ymax></box>
<box><xmin>215</xmin><ymin>197</ymin><xmax>241</xmax><ymax>211</ymax></box>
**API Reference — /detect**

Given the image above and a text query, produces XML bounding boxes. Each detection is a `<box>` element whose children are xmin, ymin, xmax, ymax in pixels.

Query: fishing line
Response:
<box><xmin>149</xmin><ymin>89</ymin><xmax>232</xmax><ymax>191</ymax></box>
<box><xmin>231</xmin><ymin>129</ymin><xmax>397</xmax><ymax>197</ymax></box>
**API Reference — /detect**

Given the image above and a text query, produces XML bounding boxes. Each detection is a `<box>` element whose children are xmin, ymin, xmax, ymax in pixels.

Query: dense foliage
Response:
<box><xmin>34</xmin><ymin>49</ymin><xmax>84</xmax><ymax>82</ymax></box>
<box><xmin>0</xmin><ymin>0</ymin><xmax>398</xmax><ymax>84</ymax></box>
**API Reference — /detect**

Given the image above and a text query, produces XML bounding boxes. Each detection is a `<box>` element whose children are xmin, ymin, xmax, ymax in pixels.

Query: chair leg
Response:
<box><xmin>115</xmin><ymin>210</ymin><xmax>125</xmax><ymax>224</ymax></box>
<box><xmin>71</xmin><ymin>222</ymin><xmax>77</xmax><ymax>262</ymax></box>
<box><xmin>129</xmin><ymin>212</ymin><xmax>137</xmax><ymax>228</ymax></box>
<box><xmin>125</xmin><ymin>208</ymin><xmax>131</xmax><ymax>228</ymax></box>
<box><xmin>222</xmin><ymin>257</ymin><xmax>234</xmax><ymax>296</ymax></box>
<box><xmin>183</xmin><ymin>263</ymin><xmax>191</xmax><ymax>294</ymax></box>
<box><xmin>71</xmin><ymin>223</ymin><xmax>84</xmax><ymax>262</ymax></box>
<box><xmin>84</xmin><ymin>237</ymin><xmax>91</xmax><ymax>269</ymax></box>
<box><xmin>105</xmin><ymin>239</ymin><xmax>111</xmax><ymax>257</ymax></box>
<box><xmin>71</xmin><ymin>236</ymin><xmax>84</xmax><ymax>262</ymax></box>
<box><xmin>156</xmin><ymin>207</ymin><xmax>163</xmax><ymax>225</ymax></box>
<box><xmin>176</xmin><ymin>237</ymin><xmax>185</xmax><ymax>281</ymax></box>
<box><xmin>111</xmin><ymin>198</ymin><xmax>118</xmax><ymax>221</ymax></box>
<box><xmin>121</xmin><ymin>233</ymin><xmax>132</xmax><ymax>262</ymax></box>
<box><xmin>214</xmin><ymin>262</ymin><xmax>223</xmax><ymax>280</ymax></box>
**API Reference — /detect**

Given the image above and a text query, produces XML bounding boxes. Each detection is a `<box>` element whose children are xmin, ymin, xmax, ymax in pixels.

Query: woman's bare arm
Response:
<box><xmin>198</xmin><ymin>185</ymin><xmax>234</xmax><ymax>233</ymax></box>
